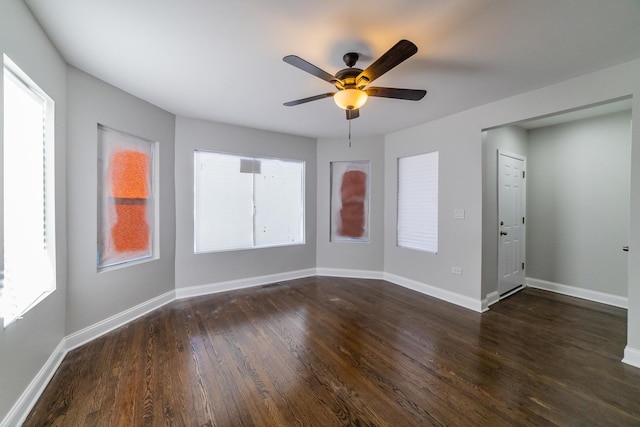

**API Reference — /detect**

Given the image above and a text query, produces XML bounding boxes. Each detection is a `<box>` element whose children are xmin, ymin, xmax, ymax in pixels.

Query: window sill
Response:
<box><xmin>2</xmin><ymin>287</ymin><xmax>55</xmax><ymax>328</ymax></box>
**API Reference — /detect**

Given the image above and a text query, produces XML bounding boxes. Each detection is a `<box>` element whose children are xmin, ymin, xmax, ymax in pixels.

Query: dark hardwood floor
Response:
<box><xmin>25</xmin><ymin>277</ymin><xmax>640</xmax><ymax>426</ymax></box>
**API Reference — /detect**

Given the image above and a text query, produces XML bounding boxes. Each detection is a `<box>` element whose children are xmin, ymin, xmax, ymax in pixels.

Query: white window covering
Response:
<box><xmin>194</xmin><ymin>152</ymin><xmax>254</xmax><ymax>252</ymax></box>
<box><xmin>194</xmin><ymin>151</ymin><xmax>304</xmax><ymax>253</ymax></box>
<box><xmin>2</xmin><ymin>57</ymin><xmax>56</xmax><ymax>327</ymax></box>
<box><xmin>253</xmin><ymin>158</ymin><xmax>305</xmax><ymax>247</ymax></box>
<box><xmin>97</xmin><ymin>126</ymin><xmax>155</xmax><ymax>269</ymax></box>
<box><xmin>397</xmin><ymin>151</ymin><xmax>439</xmax><ymax>253</ymax></box>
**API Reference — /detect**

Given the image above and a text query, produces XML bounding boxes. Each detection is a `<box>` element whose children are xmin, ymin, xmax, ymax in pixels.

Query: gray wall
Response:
<box><xmin>482</xmin><ymin>126</ymin><xmax>528</xmax><ymax>298</ymax></box>
<box><xmin>0</xmin><ymin>0</ymin><xmax>67</xmax><ymax>419</ymax></box>
<box><xmin>387</xmin><ymin>59</ymin><xmax>640</xmax><ymax>357</ymax></box>
<box><xmin>316</xmin><ymin>136</ymin><xmax>385</xmax><ymax>272</ymax></box>
<box><xmin>385</xmin><ymin>115</ymin><xmax>483</xmax><ymax>302</ymax></box>
<box><xmin>65</xmin><ymin>67</ymin><xmax>176</xmax><ymax>334</ymax></box>
<box><xmin>174</xmin><ymin>117</ymin><xmax>317</xmax><ymax>289</ymax></box>
<box><xmin>526</xmin><ymin>111</ymin><xmax>631</xmax><ymax>297</ymax></box>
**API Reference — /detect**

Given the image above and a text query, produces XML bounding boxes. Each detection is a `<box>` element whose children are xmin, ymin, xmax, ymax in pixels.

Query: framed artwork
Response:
<box><xmin>330</xmin><ymin>160</ymin><xmax>370</xmax><ymax>242</ymax></box>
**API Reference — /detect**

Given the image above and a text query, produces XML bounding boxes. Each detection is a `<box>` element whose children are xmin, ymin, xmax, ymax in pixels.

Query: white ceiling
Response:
<box><xmin>24</xmin><ymin>0</ymin><xmax>640</xmax><ymax>139</ymax></box>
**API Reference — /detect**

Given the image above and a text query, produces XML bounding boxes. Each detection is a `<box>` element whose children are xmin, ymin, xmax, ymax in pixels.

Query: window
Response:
<box><xmin>194</xmin><ymin>151</ymin><xmax>305</xmax><ymax>252</ymax></box>
<box><xmin>97</xmin><ymin>125</ymin><xmax>156</xmax><ymax>269</ymax></box>
<box><xmin>1</xmin><ymin>56</ymin><xmax>56</xmax><ymax>327</ymax></box>
<box><xmin>397</xmin><ymin>151</ymin><xmax>438</xmax><ymax>253</ymax></box>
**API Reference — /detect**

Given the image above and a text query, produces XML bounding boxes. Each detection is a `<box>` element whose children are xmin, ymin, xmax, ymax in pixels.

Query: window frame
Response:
<box><xmin>1</xmin><ymin>55</ymin><xmax>57</xmax><ymax>327</ymax></box>
<box><xmin>97</xmin><ymin>125</ymin><xmax>158</xmax><ymax>271</ymax></box>
<box><xmin>194</xmin><ymin>150</ymin><xmax>306</xmax><ymax>254</ymax></box>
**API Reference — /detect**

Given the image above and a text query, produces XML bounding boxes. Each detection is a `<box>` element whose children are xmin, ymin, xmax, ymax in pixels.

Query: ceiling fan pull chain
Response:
<box><xmin>348</xmin><ymin>119</ymin><xmax>352</xmax><ymax>148</ymax></box>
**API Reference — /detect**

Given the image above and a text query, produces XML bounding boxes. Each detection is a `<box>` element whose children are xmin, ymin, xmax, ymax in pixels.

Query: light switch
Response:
<box><xmin>454</xmin><ymin>209</ymin><xmax>465</xmax><ymax>219</ymax></box>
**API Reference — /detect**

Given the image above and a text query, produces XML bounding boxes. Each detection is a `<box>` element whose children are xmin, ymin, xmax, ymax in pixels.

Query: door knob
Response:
<box><xmin>500</xmin><ymin>231</ymin><xmax>508</xmax><ymax>236</ymax></box>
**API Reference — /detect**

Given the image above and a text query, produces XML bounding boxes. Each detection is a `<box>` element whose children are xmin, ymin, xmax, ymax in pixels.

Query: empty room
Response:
<box><xmin>1</xmin><ymin>0</ymin><xmax>640</xmax><ymax>425</ymax></box>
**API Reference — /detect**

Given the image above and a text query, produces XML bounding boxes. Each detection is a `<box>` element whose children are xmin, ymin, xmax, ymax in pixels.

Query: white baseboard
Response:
<box><xmin>315</xmin><ymin>268</ymin><xmax>384</xmax><ymax>280</ymax></box>
<box><xmin>65</xmin><ymin>290</ymin><xmax>175</xmax><ymax>351</ymax></box>
<box><xmin>1</xmin><ymin>339</ymin><xmax>67</xmax><ymax>427</ymax></box>
<box><xmin>481</xmin><ymin>291</ymin><xmax>500</xmax><ymax>312</ymax></box>
<box><xmin>175</xmin><ymin>268</ymin><xmax>316</xmax><ymax>300</ymax></box>
<box><xmin>623</xmin><ymin>346</ymin><xmax>640</xmax><ymax>369</ymax></box>
<box><xmin>383</xmin><ymin>272</ymin><xmax>483</xmax><ymax>313</ymax></box>
<box><xmin>526</xmin><ymin>277</ymin><xmax>628</xmax><ymax>309</ymax></box>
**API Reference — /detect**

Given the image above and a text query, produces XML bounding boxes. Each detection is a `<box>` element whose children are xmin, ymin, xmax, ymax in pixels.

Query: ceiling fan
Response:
<box><xmin>283</xmin><ymin>39</ymin><xmax>426</xmax><ymax>120</ymax></box>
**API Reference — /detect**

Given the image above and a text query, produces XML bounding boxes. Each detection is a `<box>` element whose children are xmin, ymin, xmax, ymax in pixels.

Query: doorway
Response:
<box><xmin>483</xmin><ymin>98</ymin><xmax>632</xmax><ymax>307</ymax></box>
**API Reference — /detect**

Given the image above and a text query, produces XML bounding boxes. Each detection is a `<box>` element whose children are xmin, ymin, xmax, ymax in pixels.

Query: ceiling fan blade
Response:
<box><xmin>356</xmin><ymin>40</ymin><xmax>418</xmax><ymax>85</ymax></box>
<box><xmin>283</xmin><ymin>92</ymin><xmax>335</xmax><ymax>106</ymax></box>
<box><xmin>366</xmin><ymin>86</ymin><xmax>426</xmax><ymax>101</ymax></box>
<box><xmin>346</xmin><ymin>109</ymin><xmax>360</xmax><ymax>120</ymax></box>
<box><xmin>283</xmin><ymin>55</ymin><xmax>338</xmax><ymax>85</ymax></box>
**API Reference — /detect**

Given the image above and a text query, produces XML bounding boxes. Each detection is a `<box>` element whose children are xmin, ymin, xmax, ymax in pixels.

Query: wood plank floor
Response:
<box><xmin>25</xmin><ymin>277</ymin><xmax>640</xmax><ymax>426</ymax></box>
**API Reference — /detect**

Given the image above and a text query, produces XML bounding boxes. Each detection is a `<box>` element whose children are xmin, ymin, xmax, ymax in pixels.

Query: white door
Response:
<box><xmin>498</xmin><ymin>151</ymin><xmax>526</xmax><ymax>296</ymax></box>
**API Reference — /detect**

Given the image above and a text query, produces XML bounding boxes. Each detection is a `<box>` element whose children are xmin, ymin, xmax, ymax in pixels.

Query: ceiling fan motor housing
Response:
<box><xmin>335</xmin><ymin>67</ymin><xmax>364</xmax><ymax>88</ymax></box>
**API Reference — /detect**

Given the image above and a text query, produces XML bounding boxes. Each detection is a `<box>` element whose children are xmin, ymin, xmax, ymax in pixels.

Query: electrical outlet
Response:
<box><xmin>451</xmin><ymin>266</ymin><xmax>462</xmax><ymax>275</ymax></box>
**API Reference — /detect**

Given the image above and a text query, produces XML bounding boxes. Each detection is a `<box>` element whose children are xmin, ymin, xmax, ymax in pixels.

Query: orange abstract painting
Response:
<box><xmin>108</xmin><ymin>150</ymin><xmax>150</xmax><ymax>253</ymax></box>
<box><xmin>339</xmin><ymin>170</ymin><xmax>366</xmax><ymax>238</ymax></box>
<box><xmin>111</xmin><ymin>204</ymin><xmax>149</xmax><ymax>252</ymax></box>
<box><xmin>330</xmin><ymin>161</ymin><xmax>370</xmax><ymax>242</ymax></box>
<box><xmin>109</xmin><ymin>150</ymin><xmax>149</xmax><ymax>199</ymax></box>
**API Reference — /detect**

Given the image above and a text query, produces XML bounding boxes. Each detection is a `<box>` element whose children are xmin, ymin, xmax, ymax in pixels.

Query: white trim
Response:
<box><xmin>526</xmin><ymin>277</ymin><xmax>628</xmax><ymax>309</ymax></box>
<box><xmin>175</xmin><ymin>268</ymin><xmax>316</xmax><ymax>299</ymax></box>
<box><xmin>498</xmin><ymin>150</ymin><xmax>526</xmax><ymax>162</ymax></box>
<box><xmin>1</xmin><ymin>339</ymin><xmax>66</xmax><ymax>427</ymax></box>
<box><xmin>315</xmin><ymin>268</ymin><xmax>384</xmax><ymax>280</ymax></box>
<box><xmin>622</xmin><ymin>346</ymin><xmax>640</xmax><ymax>369</ymax></box>
<box><xmin>64</xmin><ymin>290</ymin><xmax>175</xmax><ymax>351</ymax></box>
<box><xmin>383</xmin><ymin>272</ymin><xmax>484</xmax><ymax>312</ymax></box>
<box><xmin>481</xmin><ymin>291</ymin><xmax>500</xmax><ymax>312</ymax></box>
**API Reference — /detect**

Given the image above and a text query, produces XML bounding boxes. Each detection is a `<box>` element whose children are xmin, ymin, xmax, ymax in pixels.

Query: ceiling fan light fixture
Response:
<box><xmin>333</xmin><ymin>88</ymin><xmax>368</xmax><ymax>110</ymax></box>
<box><xmin>284</xmin><ymin>40</ymin><xmax>424</xmax><ymax>120</ymax></box>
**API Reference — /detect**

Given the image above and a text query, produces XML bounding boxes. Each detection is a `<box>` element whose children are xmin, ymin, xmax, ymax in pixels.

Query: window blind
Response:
<box><xmin>397</xmin><ymin>151</ymin><xmax>439</xmax><ymax>253</ymax></box>
<box><xmin>2</xmin><ymin>59</ymin><xmax>56</xmax><ymax>326</ymax></box>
